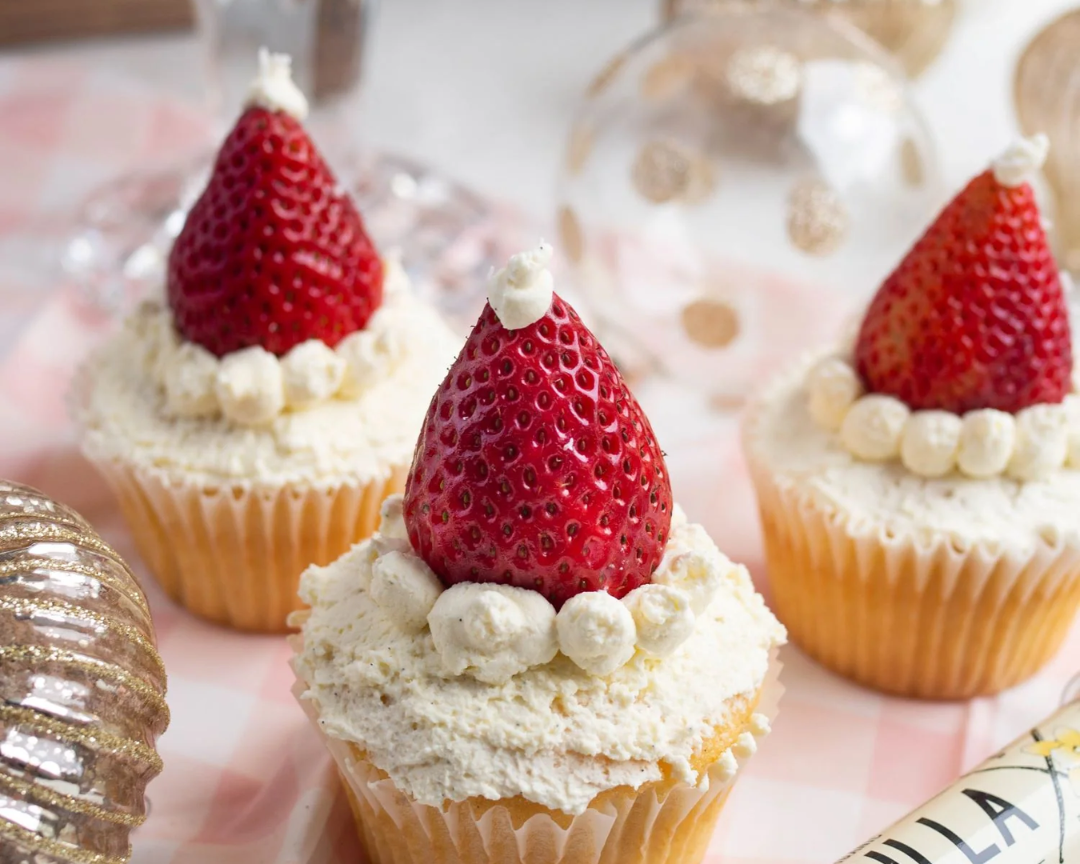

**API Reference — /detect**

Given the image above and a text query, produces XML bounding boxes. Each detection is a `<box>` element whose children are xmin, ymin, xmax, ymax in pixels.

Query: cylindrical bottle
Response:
<box><xmin>839</xmin><ymin>690</ymin><xmax>1080</xmax><ymax>864</ymax></box>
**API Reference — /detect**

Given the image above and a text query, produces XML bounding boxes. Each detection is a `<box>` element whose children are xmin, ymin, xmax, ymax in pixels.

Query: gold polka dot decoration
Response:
<box><xmin>558</xmin><ymin>206</ymin><xmax>585</xmax><ymax>264</ymax></box>
<box><xmin>681</xmin><ymin>298</ymin><xmax>741</xmax><ymax>349</ymax></box>
<box><xmin>725</xmin><ymin>45</ymin><xmax>802</xmax><ymax>106</ymax></box>
<box><xmin>0</xmin><ymin>481</ymin><xmax>169</xmax><ymax>864</ymax></box>
<box><xmin>588</xmin><ymin>51</ymin><xmax>630</xmax><ymax>97</ymax></box>
<box><xmin>631</xmin><ymin>140</ymin><xmax>716</xmax><ymax>205</ymax></box>
<box><xmin>1015</xmin><ymin>9</ymin><xmax>1080</xmax><ymax>273</ymax></box>
<box><xmin>900</xmin><ymin>137</ymin><xmax>924</xmax><ymax>187</ymax></box>
<box><xmin>662</xmin><ymin>0</ymin><xmax>957</xmax><ymax>78</ymax></box>
<box><xmin>641</xmin><ymin>53</ymin><xmax>698</xmax><ymax>100</ymax></box>
<box><xmin>787</xmin><ymin>178</ymin><xmax>848</xmax><ymax>256</ymax></box>
<box><xmin>565</xmin><ymin>123</ymin><xmax>595</xmax><ymax>176</ymax></box>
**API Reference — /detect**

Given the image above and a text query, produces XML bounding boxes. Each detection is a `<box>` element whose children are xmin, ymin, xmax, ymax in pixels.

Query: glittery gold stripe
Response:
<box><xmin>0</xmin><ymin>816</ymin><xmax>128</xmax><ymax>864</ymax></box>
<box><xmin>0</xmin><ymin>596</ymin><xmax>167</xmax><ymax>681</ymax></box>
<box><xmin>0</xmin><ymin>493</ymin><xmax>89</xmax><ymax>532</ymax></box>
<box><xmin>0</xmin><ymin>521</ymin><xmax>117</xmax><ymax>561</ymax></box>
<box><xmin>0</xmin><ymin>644</ymin><xmax>169</xmax><ymax>720</ymax></box>
<box><xmin>0</xmin><ymin>704</ymin><xmax>164</xmax><ymax>775</ymax></box>
<box><xmin>0</xmin><ymin>557</ymin><xmax>152</xmax><ymax>623</ymax></box>
<box><xmin>0</xmin><ymin>767</ymin><xmax>145</xmax><ymax>827</ymax></box>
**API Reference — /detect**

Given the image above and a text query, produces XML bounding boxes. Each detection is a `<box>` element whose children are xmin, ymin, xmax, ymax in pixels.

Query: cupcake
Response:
<box><xmin>74</xmin><ymin>50</ymin><xmax>461</xmax><ymax>632</ymax></box>
<box><xmin>292</xmin><ymin>243</ymin><xmax>785</xmax><ymax>864</ymax></box>
<box><xmin>745</xmin><ymin>135</ymin><xmax>1080</xmax><ymax>699</ymax></box>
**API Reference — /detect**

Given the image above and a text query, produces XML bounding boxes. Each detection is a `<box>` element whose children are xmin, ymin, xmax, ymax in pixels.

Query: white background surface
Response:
<box><xmin>7</xmin><ymin>0</ymin><xmax>1080</xmax><ymax>225</ymax></box>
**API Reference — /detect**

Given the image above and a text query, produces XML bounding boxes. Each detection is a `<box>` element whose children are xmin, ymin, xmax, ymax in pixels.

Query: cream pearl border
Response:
<box><xmin>806</xmin><ymin>355</ymin><xmax>1080</xmax><ymax>481</ymax></box>
<box><xmin>362</xmin><ymin>497</ymin><xmax>730</xmax><ymax>685</ymax></box>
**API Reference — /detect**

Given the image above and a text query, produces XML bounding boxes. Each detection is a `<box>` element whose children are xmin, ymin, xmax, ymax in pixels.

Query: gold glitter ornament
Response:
<box><xmin>0</xmin><ymin>481</ymin><xmax>168</xmax><ymax>864</ymax></box>
<box><xmin>1015</xmin><ymin>9</ymin><xmax>1080</xmax><ymax>273</ymax></box>
<box><xmin>662</xmin><ymin>0</ymin><xmax>957</xmax><ymax>78</ymax></box>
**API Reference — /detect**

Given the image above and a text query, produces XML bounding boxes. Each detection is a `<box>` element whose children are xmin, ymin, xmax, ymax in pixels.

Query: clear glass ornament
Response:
<box><xmin>660</xmin><ymin>0</ymin><xmax>958</xmax><ymax>78</ymax></box>
<box><xmin>555</xmin><ymin>7</ymin><xmax>943</xmax><ymax>407</ymax></box>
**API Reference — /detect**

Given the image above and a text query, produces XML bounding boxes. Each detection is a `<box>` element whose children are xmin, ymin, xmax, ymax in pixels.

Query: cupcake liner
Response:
<box><xmin>88</xmin><ymin>456</ymin><xmax>406</xmax><ymax>632</ymax></box>
<box><xmin>747</xmin><ymin>450</ymin><xmax>1080</xmax><ymax>699</ymax></box>
<box><xmin>290</xmin><ymin>645</ymin><xmax>782</xmax><ymax>864</ymax></box>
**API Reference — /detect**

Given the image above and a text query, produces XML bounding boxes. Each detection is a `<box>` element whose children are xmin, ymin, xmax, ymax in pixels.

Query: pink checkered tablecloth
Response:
<box><xmin>0</xmin><ymin>53</ymin><xmax>1078</xmax><ymax>864</ymax></box>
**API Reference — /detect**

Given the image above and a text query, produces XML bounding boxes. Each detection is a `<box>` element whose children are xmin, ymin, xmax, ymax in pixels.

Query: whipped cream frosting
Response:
<box><xmin>749</xmin><ymin>354</ymin><xmax>1080</xmax><ymax>552</ymax></box>
<box><xmin>487</xmin><ymin>242</ymin><xmax>554</xmax><ymax>330</ymax></box>
<box><xmin>144</xmin><ymin>261</ymin><xmax>414</xmax><ymax>427</ymax></box>
<box><xmin>992</xmin><ymin>134</ymin><xmax>1049</xmax><ymax>188</ymax></box>
<box><xmin>77</xmin><ymin>262</ymin><xmax>462</xmax><ymax>489</ymax></box>
<box><xmin>294</xmin><ymin>498</ymin><xmax>784</xmax><ymax>813</ymax></box>
<box><xmin>247</xmin><ymin>48</ymin><xmax>309</xmax><ymax>120</ymax></box>
<box><xmin>333</xmin><ymin>497</ymin><xmax>746</xmax><ymax>681</ymax></box>
<box><xmin>806</xmin><ymin>355</ymin><xmax>1080</xmax><ymax>481</ymax></box>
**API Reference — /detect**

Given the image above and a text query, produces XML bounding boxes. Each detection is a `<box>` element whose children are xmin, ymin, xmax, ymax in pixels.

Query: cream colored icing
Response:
<box><xmin>748</xmin><ymin>354</ymin><xmax>1080</xmax><ymax>552</ymax></box>
<box><xmin>991</xmin><ymin>134</ymin><xmax>1049</xmax><ymax>188</ymax></box>
<box><xmin>76</xmin><ymin>266</ymin><xmax>462</xmax><ymax>489</ymax></box>
<box><xmin>149</xmin><ymin>259</ymin><xmax>413</xmax><ymax>426</ymax></box>
<box><xmin>248</xmin><ymin>48</ymin><xmax>309</xmax><ymax>120</ymax></box>
<box><xmin>487</xmin><ymin>242</ymin><xmax>554</xmax><ymax>330</ymax></box>
<box><xmin>807</xmin><ymin>355</ymin><xmax>1079</xmax><ymax>481</ymax></box>
<box><xmin>293</xmin><ymin>502</ymin><xmax>784</xmax><ymax>813</ymax></box>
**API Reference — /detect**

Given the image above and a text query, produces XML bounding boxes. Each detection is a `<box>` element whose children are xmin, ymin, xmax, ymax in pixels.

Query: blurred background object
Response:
<box><xmin>1015</xmin><ymin>7</ymin><xmax>1080</xmax><ymax>276</ymax></box>
<box><xmin>0</xmin><ymin>0</ymin><xmax>191</xmax><ymax>46</ymax></box>
<box><xmin>557</xmin><ymin>6</ymin><xmax>942</xmax><ymax>407</ymax></box>
<box><xmin>660</xmin><ymin>0</ymin><xmax>958</xmax><ymax>78</ymax></box>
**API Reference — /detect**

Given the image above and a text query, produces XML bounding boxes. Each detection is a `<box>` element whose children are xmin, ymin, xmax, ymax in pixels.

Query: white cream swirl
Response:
<box><xmin>807</xmin><ymin>355</ymin><xmax>1080</xmax><ymax>481</ymax></box>
<box><xmin>247</xmin><ymin>47</ymin><xmax>309</xmax><ymax>120</ymax></box>
<box><xmin>351</xmin><ymin>494</ymin><xmax>738</xmax><ymax>683</ymax></box>
<box><xmin>488</xmin><ymin>242</ymin><xmax>555</xmax><ymax>330</ymax></box>
<box><xmin>991</xmin><ymin>134</ymin><xmax>1049</xmax><ymax>188</ymax></box>
<box><xmin>149</xmin><ymin>258</ymin><xmax>412</xmax><ymax>427</ymax></box>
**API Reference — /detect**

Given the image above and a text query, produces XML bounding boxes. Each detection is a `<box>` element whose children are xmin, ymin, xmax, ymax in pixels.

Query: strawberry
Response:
<box><xmin>854</xmin><ymin>150</ymin><xmax>1072</xmax><ymax>414</ymax></box>
<box><xmin>167</xmin><ymin>105</ymin><xmax>382</xmax><ymax>357</ymax></box>
<box><xmin>403</xmin><ymin>288</ymin><xmax>673</xmax><ymax>608</ymax></box>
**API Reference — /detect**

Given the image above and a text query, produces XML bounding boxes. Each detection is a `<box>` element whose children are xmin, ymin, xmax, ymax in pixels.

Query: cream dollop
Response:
<box><xmin>556</xmin><ymin>591</ymin><xmax>637</xmax><ymax>676</ymax></box>
<box><xmin>149</xmin><ymin>259</ymin><xmax>420</xmax><ymax>427</ymax></box>
<box><xmin>216</xmin><ymin>346</ymin><xmax>286</xmax><ymax>425</ymax></box>
<box><xmin>808</xmin><ymin>355</ymin><xmax>1078</xmax><ymax>481</ymax></box>
<box><xmin>337</xmin><ymin>306</ymin><xmax>410</xmax><ymax>398</ymax></box>
<box><xmin>337</xmin><ymin>495</ymin><xmax>732</xmax><ymax>680</ymax></box>
<box><xmin>281</xmin><ymin>340</ymin><xmax>346</xmax><ymax>409</ymax></box>
<box><xmin>653</xmin><ymin>523</ymin><xmax>724</xmax><ymax>614</ymax></box>
<box><xmin>623</xmin><ymin>584</ymin><xmax>696</xmax><ymax>657</ymax></box>
<box><xmin>428</xmin><ymin>583</ymin><xmax>558</xmax><ymax>684</ymax></box>
<box><xmin>958</xmin><ymin>409</ymin><xmax>1016</xmax><ymax>478</ymax></box>
<box><xmin>840</xmin><ymin>394</ymin><xmax>910</xmax><ymax>461</ymax></box>
<box><xmin>991</xmin><ymin>134</ymin><xmax>1049</xmax><ymax>188</ymax></box>
<box><xmin>1008</xmin><ymin>404</ymin><xmax>1069</xmax><ymax>481</ymax></box>
<box><xmin>807</xmin><ymin>357</ymin><xmax>864</xmax><ymax>431</ymax></box>
<box><xmin>900</xmin><ymin>411</ymin><xmax>961</xmax><ymax>478</ymax></box>
<box><xmin>247</xmin><ymin>47</ymin><xmax>309</xmax><ymax>120</ymax></box>
<box><xmin>162</xmin><ymin>342</ymin><xmax>219</xmax><ymax>418</ymax></box>
<box><xmin>370</xmin><ymin>551</ymin><xmax>443</xmax><ymax>635</ymax></box>
<box><xmin>488</xmin><ymin>243</ymin><xmax>555</xmax><ymax>330</ymax></box>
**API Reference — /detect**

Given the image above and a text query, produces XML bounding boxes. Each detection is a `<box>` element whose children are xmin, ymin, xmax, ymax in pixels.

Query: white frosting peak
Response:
<box><xmin>992</xmin><ymin>134</ymin><xmax>1049</xmax><ymax>188</ymax></box>
<box><xmin>247</xmin><ymin>47</ymin><xmax>309</xmax><ymax>120</ymax></box>
<box><xmin>488</xmin><ymin>242</ymin><xmax>555</xmax><ymax>330</ymax></box>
